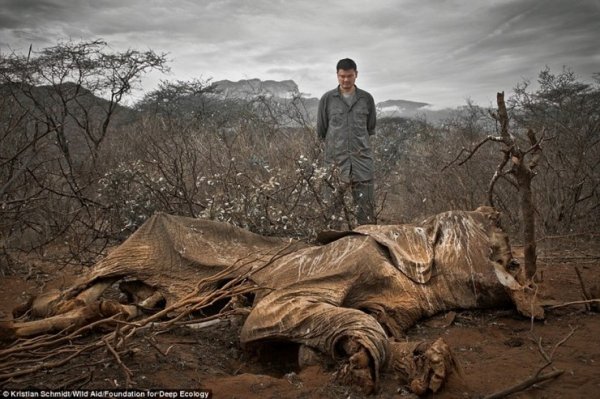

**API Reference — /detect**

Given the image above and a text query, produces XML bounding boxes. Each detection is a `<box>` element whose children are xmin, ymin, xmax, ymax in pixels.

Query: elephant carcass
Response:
<box><xmin>2</xmin><ymin>207</ymin><xmax>543</xmax><ymax>395</ymax></box>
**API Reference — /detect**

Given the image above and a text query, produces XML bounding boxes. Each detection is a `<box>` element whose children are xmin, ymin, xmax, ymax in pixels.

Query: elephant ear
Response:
<box><xmin>354</xmin><ymin>224</ymin><xmax>435</xmax><ymax>284</ymax></box>
<box><xmin>315</xmin><ymin>230</ymin><xmax>361</xmax><ymax>244</ymax></box>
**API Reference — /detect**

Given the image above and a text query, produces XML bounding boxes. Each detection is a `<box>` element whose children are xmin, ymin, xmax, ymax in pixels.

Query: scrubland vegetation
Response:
<box><xmin>1</xmin><ymin>40</ymin><xmax>598</xmax><ymax>271</ymax></box>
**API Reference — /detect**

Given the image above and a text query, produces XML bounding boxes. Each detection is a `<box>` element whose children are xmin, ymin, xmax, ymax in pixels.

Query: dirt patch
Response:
<box><xmin>1</xmin><ymin>238</ymin><xmax>599</xmax><ymax>398</ymax></box>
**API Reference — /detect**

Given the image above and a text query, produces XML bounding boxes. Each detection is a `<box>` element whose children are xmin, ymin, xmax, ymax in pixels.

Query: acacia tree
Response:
<box><xmin>0</xmin><ymin>40</ymin><xmax>167</xmax><ymax>165</ymax></box>
<box><xmin>0</xmin><ymin>40</ymin><xmax>168</xmax><ymax>260</ymax></box>
<box><xmin>135</xmin><ymin>78</ymin><xmax>217</xmax><ymax>131</ymax></box>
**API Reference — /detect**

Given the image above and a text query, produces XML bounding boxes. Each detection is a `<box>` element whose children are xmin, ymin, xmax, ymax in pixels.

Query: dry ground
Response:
<box><xmin>1</xmin><ymin>236</ymin><xmax>599</xmax><ymax>399</ymax></box>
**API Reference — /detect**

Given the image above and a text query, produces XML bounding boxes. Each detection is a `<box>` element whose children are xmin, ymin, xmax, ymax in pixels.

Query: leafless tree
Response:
<box><xmin>0</xmin><ymin>40</ymin><xmax>167</xmax><ymax>264</ymax></box>
<box><xmin>446</xmin><ymin>92</ymin><xmax>546</xmax><ymax>278</ymax></box>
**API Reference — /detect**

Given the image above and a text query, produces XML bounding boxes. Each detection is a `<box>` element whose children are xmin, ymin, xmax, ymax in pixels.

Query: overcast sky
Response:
<box><xmin>1</xmin><ymin>0</ymin><xmax>599</xmax><ymax>108</ymax></box>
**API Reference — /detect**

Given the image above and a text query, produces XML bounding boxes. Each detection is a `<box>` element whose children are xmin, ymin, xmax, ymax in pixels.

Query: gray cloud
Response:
<box><xmin>1</xmin><ymin>0</ymin><xmax>598</xmax><ymax>107</ymax></box>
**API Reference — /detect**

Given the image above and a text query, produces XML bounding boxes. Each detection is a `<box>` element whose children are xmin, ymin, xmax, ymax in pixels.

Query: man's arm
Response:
<box><xmin>367</xmin><ymin>94</ymin><xmax>376</xmax><ymax>136</ymax></box>
<box><xmin>316</xmin><ymin>94</ymin><xmax>328</xmax><ymax>140</ymax></box>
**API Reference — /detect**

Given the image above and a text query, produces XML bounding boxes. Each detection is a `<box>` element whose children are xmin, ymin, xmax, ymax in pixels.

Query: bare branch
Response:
<box><xmin>574</xmin><ymin>267</ymin><xmax>592</xmax><ymax>310</ymax></box>
<box><xmin>441</xmin><ymin>135</ymin><xmax>503</xmax><ymax>171</ymax></box>
<box><xmin>485</xmin><ymin>325</ymin><xmax>577</xmax><ymax>398</ymax></box>
<box><xmin>548</xmin><ymin>299</ymin><xmax>600</xmax><ymax>309</ymax></box>
<box><xmin>525</xmin><ymin>127</ymin><xmax>546</xmax><ymax>170</ymax></box>
<box><xmin>103</xmin><ymin>337</ymin><xmax>133</xmax><ymax>386</ymax></box>
<box><xmin>441</xmin><ymin>147</ymin><xmax>469</xmax><ymax>171</ymax></box>
<box><xmin>549</xmin><ymin>326</ymin><xmax>577</xmax><ymax>360</ymax></box>
<box><xmin>482</xmin><ymin>369</ymin><xmax>564</xmax><ymax>399</ymax></box>
<box><xmin>496</xmin><ymin>92</ymin><xmax>512</xmax><ymax>144</ymax></box>
<box><xmin>487</xmin><ymin>149</ymin><xmax>511</xmax><ymax>206</ymax></box>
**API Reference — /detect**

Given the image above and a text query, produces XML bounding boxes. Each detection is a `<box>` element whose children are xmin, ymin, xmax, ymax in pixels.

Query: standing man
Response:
<box><xmin>317</xmin><ymin>58</ymin><xmax>377</xmax><ymax>225</ymax></box>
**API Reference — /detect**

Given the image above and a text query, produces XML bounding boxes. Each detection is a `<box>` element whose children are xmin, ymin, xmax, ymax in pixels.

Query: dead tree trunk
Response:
<box><xmin>446</xmin><ymin>92</ymin><xmax>544</xmax><ymax>279</ymax></box>
<box><xmin>515</xmin><ymin>161</ymin><xmax>537</xmax><ymax>278</ymax></box>
<box><xmin>495</xmin><ymin>92</ymin><xmax>541</xmax><ymax>279</ymax></box>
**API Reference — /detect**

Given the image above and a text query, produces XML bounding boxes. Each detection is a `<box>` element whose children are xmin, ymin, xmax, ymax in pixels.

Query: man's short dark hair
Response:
<box><xmin>336</xmin><ymin>58</ymin><xmax>357</xmax><ymax>72</ymax></box>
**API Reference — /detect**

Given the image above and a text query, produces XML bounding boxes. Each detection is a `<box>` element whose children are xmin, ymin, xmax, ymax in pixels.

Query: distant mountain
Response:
<box><xmin>208</xmin><ymin>78</ymin><xmax>451</xmax><ymax>123</ymax></box>
<box><xmin>211</xmin><ymin>79</ymin><xmax>299</xmax><ymax>99</ymax></box>
<box><xmin>0</xmin><ymin>81</ymin><xmax>137</xmax><ymax>164</ymax></box>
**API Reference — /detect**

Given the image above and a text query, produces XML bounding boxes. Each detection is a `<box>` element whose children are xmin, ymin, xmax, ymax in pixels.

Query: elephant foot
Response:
<box><xmin>334</xmin><ymin>336</ymin><xmax>376</xmax><ymax>394</ymax></box>
<box><xmin>387</xmin><ymin>338</ymin><xmax>456</xmax><ymax>395</ymax></box>
<box><xmin>298</xmin><ymin>345</ymin><xmax>333</xmax><ymax>369</ymax></box>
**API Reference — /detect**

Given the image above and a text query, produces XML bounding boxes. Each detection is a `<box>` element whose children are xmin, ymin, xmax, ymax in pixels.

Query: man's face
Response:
<box><xmin>337</xmin><ymin>68</ymin><xmax>357</xmax><ymax>92</ymax></box>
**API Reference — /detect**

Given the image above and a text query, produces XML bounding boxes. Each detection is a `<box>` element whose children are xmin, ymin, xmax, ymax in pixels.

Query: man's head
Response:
<box><xmin>336</xmin><ymin>58</ymin><xmax>357</xmax><ymax>93</ymax></box>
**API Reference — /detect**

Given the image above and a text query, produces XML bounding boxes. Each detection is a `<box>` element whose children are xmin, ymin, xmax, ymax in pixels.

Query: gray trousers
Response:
<box><xmin>324</xmin><ymin>179</ymin><xmax>376</xmax><ymax>226</ymax></box>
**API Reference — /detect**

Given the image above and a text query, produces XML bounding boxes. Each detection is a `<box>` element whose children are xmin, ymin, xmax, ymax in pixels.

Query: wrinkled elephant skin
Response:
<box><xmin>2</xmin><ymin>207</ymin><xmax>543</xmax><ymax>395</ymax></box>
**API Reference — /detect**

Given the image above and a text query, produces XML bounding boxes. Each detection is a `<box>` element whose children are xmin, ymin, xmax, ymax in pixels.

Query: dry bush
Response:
<box><xmin>96</xmin><ymin>110</ymin><xmax>368</xmax><ymax>240</ymax></box>
<box><xmin>511</xmin><ymin>68</ymin><xmax>600</xmax><ymax>234</ymax></box>
<box><xmin>374</xmin><ymin>108</ymin><xmax>515</xmax><ymax>225</ymax></box>
<box><xmin>0</xmin><ymin>40</ymin><xmax>167</xmax><ymax>270</ymax></box>
<box><xmin>3</xmin><ymin>56</ymin><xmax>598</xmax><ymax>273</ymax></box>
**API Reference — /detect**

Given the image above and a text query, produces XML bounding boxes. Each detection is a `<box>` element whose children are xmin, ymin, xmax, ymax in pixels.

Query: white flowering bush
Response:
<box><xmin>96</xmin><ymin>112</ymin><xmax>366</xmax><ymax>242</ymax></box>
<box><xmin>97</xmin><ymin>160</ymin><xmax>170</xmax><ymax>235</ymax></box>
<box><xmin>195</xmin><ymin>156</ymin><xmax>344</xmax><ymax>237</ymax></box>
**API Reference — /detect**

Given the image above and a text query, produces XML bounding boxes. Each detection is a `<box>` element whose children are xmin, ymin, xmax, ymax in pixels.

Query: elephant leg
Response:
<box><xmin>25</xmin><ymin>279</ymin><xmax>117</xmax><ymax>318</ymax></box>
<box><xmin>386</xmin><ymin>338</ymin><xmax>457</xmax><ymax>395</ymax></box>
<box><xmin>4</xmin><ymin>279</ymin><xmax>145</xmax><ymax>341</ymax></box>
<box><xmin>6</xmin><ymin>300</ymin><xmax>140</xmax><ymax>339</ymax></box>
<box><xmin>241</xmin><ymin>294</ymin><xmax>389</xmax><ymax>394</ymax></box>
<box><xmin>3</xmin><ymin>278</ymin><xmax>166</xmax><ymax>341</ymax></box>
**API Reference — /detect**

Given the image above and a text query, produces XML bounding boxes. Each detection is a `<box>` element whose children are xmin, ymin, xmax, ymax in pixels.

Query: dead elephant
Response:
<box><xmin>1</xmin><ymin>207</ymin><xmax>543</xmax><ymax>395</ymax></box>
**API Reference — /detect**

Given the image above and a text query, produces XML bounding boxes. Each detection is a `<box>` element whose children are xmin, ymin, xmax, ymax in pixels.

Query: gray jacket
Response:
<box><xmin>317</xmin><ymin>86</ymin><xmax>377</xmax><ymax>182</ymax></box>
